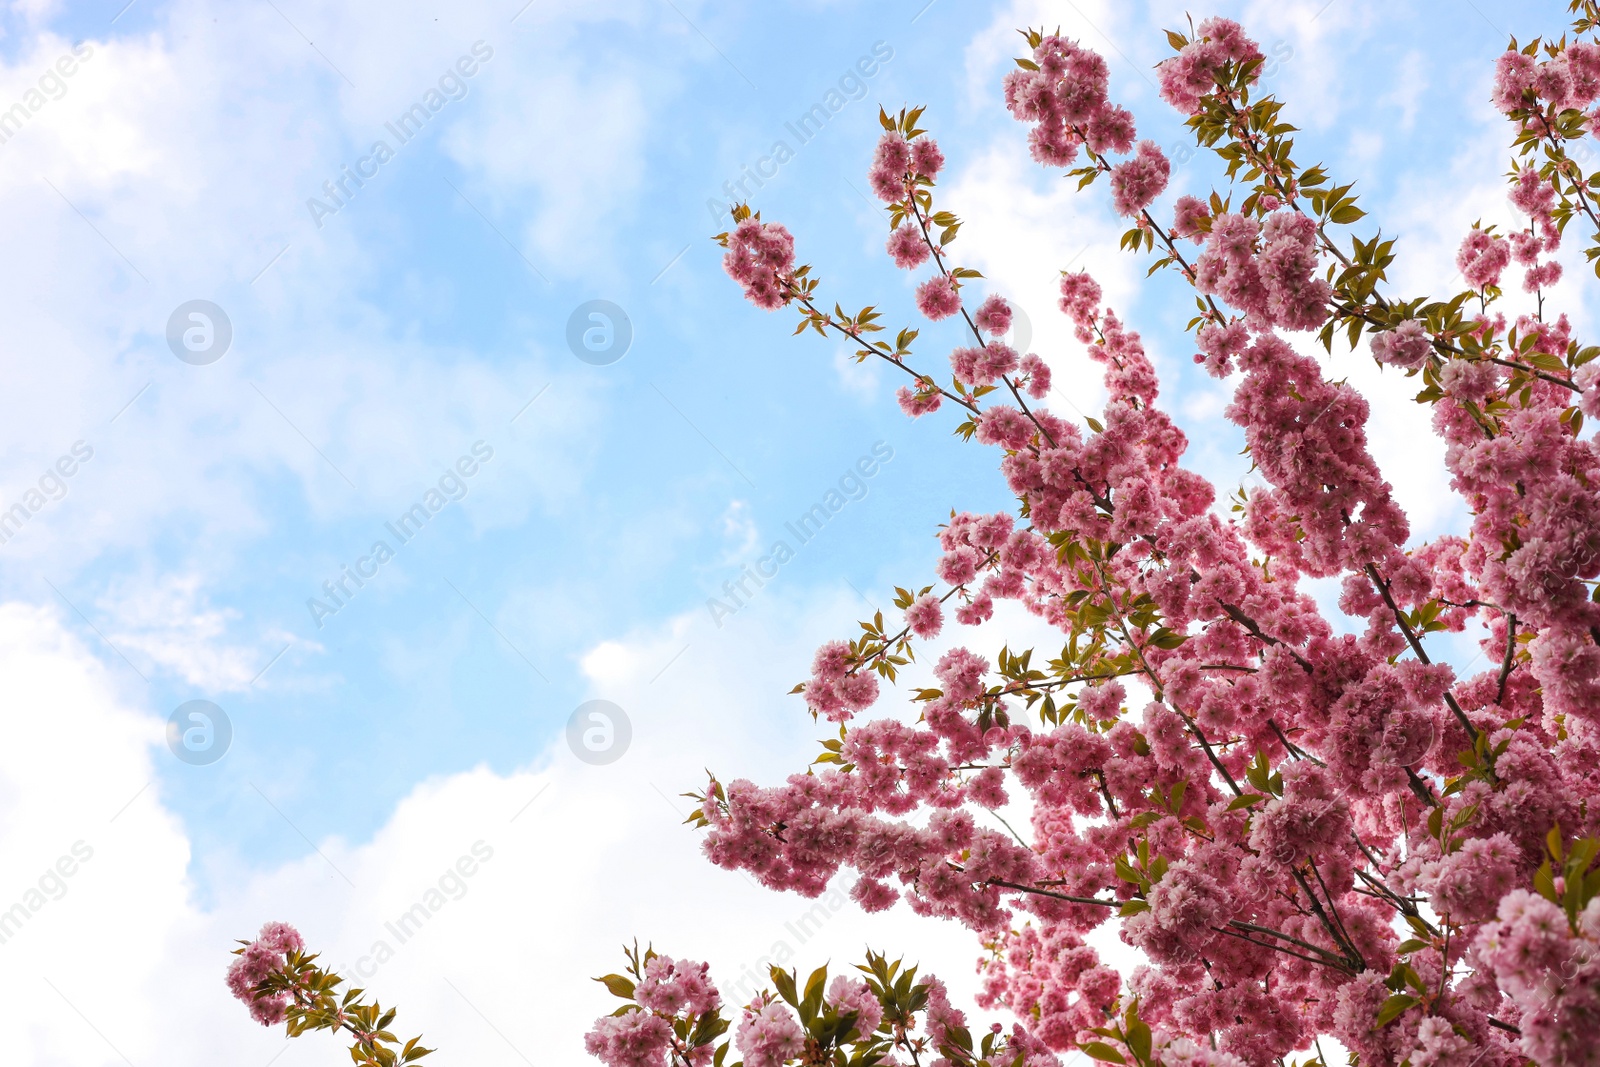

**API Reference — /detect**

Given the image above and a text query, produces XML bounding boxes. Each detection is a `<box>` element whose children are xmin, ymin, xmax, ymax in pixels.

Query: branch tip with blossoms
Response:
<box><xmin>226</xmin><ymin>922</ymin><xmax>432</xmax><ymax>1066</ymax></box>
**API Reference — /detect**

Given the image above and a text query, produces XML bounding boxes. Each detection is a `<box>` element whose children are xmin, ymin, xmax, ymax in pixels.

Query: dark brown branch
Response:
<box><xmin>1364</xmin><ymin>563</ymin><xmax>1482</xmax><ymax>747</ymax></box>
<box><xmin>1497</xmin><ymin>615</ymin><xmax>1518</xmax><ymax>705</ymax></box>
<box><xmin>987</xmin><ymin>878</ymin><xmax>1118</xmax><ymax>908</ymax></box>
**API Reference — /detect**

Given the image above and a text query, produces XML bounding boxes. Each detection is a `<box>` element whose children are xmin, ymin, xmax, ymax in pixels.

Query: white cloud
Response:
<box><xmin>2</xmin><ymin>592</ymin><xmax>1033</xmax><ymax>1066</ymax></box>
<box><xmin>712</xmin><ymin>498</ymin><xmax>760</xmax><ymax>564</ymax></box>
<box><xmin>89</xmin><ymin>571</ymin><xmax>296</xmax><ymax>691</ymax></box>
<box><xmin>831</xmin><ymin>343</ymin><xmax>884</xmax><ymax>400</ymax></box>
<box><xmin>939</xmin><ymin>138</ymin><xmax>1134</xmax><ymax>419</ymax></box>
<box><xmin>0</xmin><ymin>0</ymin><xmax>661</xmax><ymax>588</ymax></box>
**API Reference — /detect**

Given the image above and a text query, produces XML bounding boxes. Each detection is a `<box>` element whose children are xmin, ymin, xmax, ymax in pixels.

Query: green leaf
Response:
<box><xmin>1127</xmin><ymin>1019</ymin><xmax>1152</xmax><ymax>1064</ymax></box>
<box><xmin>1227</xmin><ymin>794</ymin><xmax>1265</xmax><ymax>810</ymax></box>
<box><xmin>770</xmin><ymin>967</ymin><xmax>798</xmax><ymax>1007</ymax></box>
<box><xmin>1080</xmin><ymin>1042</ymin><xmax>1127</xmax><ymax>1064</ymax></box>
<box><xmin>1148</xmin><ymin>628</ymin><xmax>1188</xmax><ymax>650</ymax></box>
<box><xmin>1535</xmin><ymin>859</ymin><xmax>1558</xmax><ymax>902</ymax></box>
<box><xmin>802</xmin><ymin>964</ymin><xmax>828</xmax><ymax>1018</ymax></box>
<box><xmin>1372</xmin><ymin>994</ymin><xmax>1417</xmax><ymax>1029</ymax></box>
<box><xmin>595</xmin><ymin>974</ymin><xmax>636</xmax><ymax>1000</ymax></box>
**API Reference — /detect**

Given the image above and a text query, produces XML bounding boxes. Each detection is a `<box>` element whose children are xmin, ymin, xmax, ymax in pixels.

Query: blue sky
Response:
<box><xmin>0</xmin><ymin>0</ymin><xmax>1591</xmax><ymax>1063</ymax></box>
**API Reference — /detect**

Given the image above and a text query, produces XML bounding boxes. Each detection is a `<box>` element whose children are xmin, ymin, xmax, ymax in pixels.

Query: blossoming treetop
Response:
<box><xmin>232</xmin><ymin>8</ymin><xmax>1600</xmax><ymax>1067</ymax></box>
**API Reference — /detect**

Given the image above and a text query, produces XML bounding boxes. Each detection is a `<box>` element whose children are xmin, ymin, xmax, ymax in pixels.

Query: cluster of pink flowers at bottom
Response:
<box><xmin>226</xmin><ymin>921</ymin><xmax>304</xmax><ymax>1027</ymax></box>
<box><xmin>1474</xmin><ymin>893</ymin><xmax>1600</xmax><ymax>1067</ymax></box>
<box><xmin>586</xmin><ymin>955</ymin><xmax>723</xmax><ymax>1067</ymax></box>
<box><xmin>585</xmin><ymin>957</ymin><xmax>1049</xmax><ymax>1067</ymax></box>
<box><xmin>585</xmin><ymin>1010</ymin><xmax>677</xmax><ymax>1067</ymax></box>
<box><xmin>735</xmin><ymin>1002</ymin><xmax>806</xmax><ymax>1067</ymax></box>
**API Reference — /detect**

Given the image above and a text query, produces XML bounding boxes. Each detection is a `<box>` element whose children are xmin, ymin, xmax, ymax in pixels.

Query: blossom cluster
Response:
<box><xmin>224</xmin><ymin>922</ymin><xmax>431</xmax><ymax>1066</ymax></box>
<box><xmin>226</xmin><ymin>920</ymin><xmax>304</xmax><ymax>1026</ymax></box>
<box><xmin>586</xmin><ymin>948</ymin><xmax>1074</xmax><ymax>1067</ymax></box>
<box><xmin>721</xmin><ymin>215</ymin><xmax>796</xmax><ymax>310</ymax></box>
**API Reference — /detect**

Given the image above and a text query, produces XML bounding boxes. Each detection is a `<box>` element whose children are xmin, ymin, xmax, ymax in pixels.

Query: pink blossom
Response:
<box><xmin>973</xmin><ymin>294</ymin><xmax>1013</xmax><ymax>336</ymax></box>
<box><xmin>1109</xmin><ymin>140</ymin><xmax>1170</xmax><ymax>217</ymax></box>
<box><xmin>1086</xmin><ymin>104</ymin><xmax>1136</xmax><ymax>154</ymax></box>
<box><xmin>1172</xmin><ymin>195</ymin><xmax>1211</xmax><ymax>240</ymax></box>
<box><xmin>735</xmin><ymin>1002</ymin><xmax>805</xmax><ymax>1067</ymax></box>
<box><xmin>1493</xmin><ymin>50</ymin><xmax>1539</xmax><ymax>113</ymax></box>
<box><xmin>1511</xmin><ymin>230</ymin><xmax>1544</xmax><ymax>266</ymax></box>
<box><xmin>886</xmin><ymin>224</ymin><xmax>930</xmax><ymax>269</ymax></box>
<box><xmin>1018</xmin><ymin>352</ymin><xmax>1051</xmax><ymax>398</ymax></box>
<box><xmin>954</xmin><ymin>590</ymin><xmax>995</xmax><ymax>624</ymax></box>
<box><xmin>1195</xmin><ymin>318</ymin><xmax>1249</xmax><ymax>376</ymax></box>
<box><xmin>1525</xmin><ymin>259</ymin><xmax>1563</xmax><ymax>292</ymax></box>
<box><xmin>1058</xmin><ymin>270</ymin><xmax>1102</xmax><ymax>329</ymax></box>
<box><xmin>1576</xmin><ymin>361</ymin><xmax>1600</xmax><ymax>420</ymax></box>
<box><xmin>1458</xmin><ymin>228</ymin><xmax>1510</xmax><ymax>289</ymax></box>
<box><xmin>257</xmin><ymin>921</ymin><xmax>304</xmax><ymax>955</ymax></box>
<box><xmin>585</xmin><ymin>1010</ymin><xmax>674</xmax><ymax>1067</ymax></box>
<box><xmin>915</xmin><ymin>275</ymin><xmax>962</xmax><ymax>321</ymax></box>
<box><xmin>1418</xmin><ymin>833</ymin><xmax>1518</xmax><ymax>922</ymax></box>
<box><xmin>635</xmin><ymin>955</ymin><xmax>721</xmax><ymax>1016</ymax></box>
<box><xmin>979</xmin><ymin>340</ymin><xmax>1021</xmax><ymax>382</ymax></box>
<box><xmin>224</xmin><ymin>921</ymin><xmax>303</xmax><ymax>1028</ymax></box>
<box><xmin>1510</xmin><ymin>168</ymin><xmax>1557</xmax><ymax>230</ymax></box>
<box><xmin>1570</xmin><ymin>42</ymin><xmax>1600</xmax><ymax>104</ymax></box>
<box><xmin>974</xmin><ymin>406</ymin><xmax>1030</xmax><ymax>450</ymax></box>
<box><xmin>911</xmin><ymin>137</ymin><xmax>945</xmax><ymax>180</ymax></box>
<box><xmin>826</xmin><ymin>976</ymin><xmax>883</xmax><ymax>1040</ymax></box>
<box><xmin>1123</xmin><ymin>859</ymin><xmax>1227</xmax><ymax>964</ymax></box>
<box><xmin>1370</xmin><ymin>320</ymin><xmax>1432</xmax><ymax>369</ymax></box>
<box><xmin>1157</xmin><ymin>18</ymin><xmax>1265</xmax><ymax>114</ymax></box>
<box><xmin>1078</xmin><ymin>679</ymin><xmax>1124</xmax><ymax>720</ymax></box>
<box><xmin>906</xmin><ymin>593</ymin><xmax>943</xmax><ymax>638</ymax></box>
<box><xmin>869</xmin><ymin>132</ymin><xmax>911</xmax><ymax>202</ymax></box>
<box><xmin>722</xmin><ymin>218</ymin><xmax>796</xmax><ymax>310</ymax></box>
<box><xmin>1407</xmin><ymin>1017</ymin><xmax>1479</xmax><ymax>1067</ymax></box>
<box><xmin>803</xmin><ymin>639</ymin><xmax>880</xmax><ymax>722</ymax></box>
<box><xmin>896</xmin><ymin>384</ymin><xmax>943</xmax><ymax>418</ymax></box>
<box><xmin>1247</xmin><ymin>764</ymin><xmax>1350</xmax><ymax>866</ymax></box>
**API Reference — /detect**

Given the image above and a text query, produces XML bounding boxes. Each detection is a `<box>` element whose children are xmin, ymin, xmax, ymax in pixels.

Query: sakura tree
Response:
<box><xmin>233</xmin><ymin>8</ymin><xmax>1600</xmax><ymax>1067</ymax></box>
